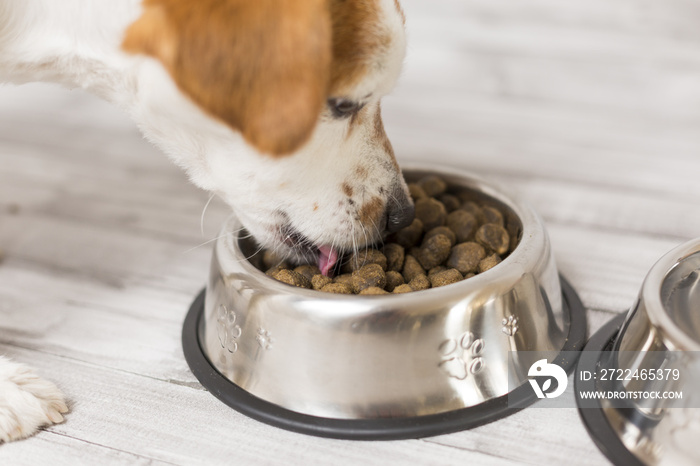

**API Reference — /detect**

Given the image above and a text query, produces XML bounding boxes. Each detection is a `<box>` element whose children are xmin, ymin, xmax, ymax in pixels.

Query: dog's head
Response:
<box><xmin>122</xmin><ymin>0</ymin><xmax>411</xmax><ymax>273</ymax></box>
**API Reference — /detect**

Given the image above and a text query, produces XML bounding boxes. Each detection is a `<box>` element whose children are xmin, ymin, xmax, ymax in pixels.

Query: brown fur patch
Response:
<box><xmin>354</xmin><ymin>165</ymin><xmax>369</xmax><ymax>180</ymax></box>
<box><xmin>329</xmin><ymin>0</ymin><xmax>392</xmax><ymax>95</ymax></box>
<box><xmin>346</xmin><ymin>104</ymin><xmax>369</xmax><ymax>138</ymax></box>
<box><xmin>122</xmin><ymin>0</ymin><xmax>399</xmax><ymax>156</ymax></box>
<box><xmin>394</xmin><ymin>0</ymin><xmax>406</xmax><ymax>24</ymax></box>
<box><xmin>359</xmin><ymin>196</ymin><xmax>384</xmax><ymax>226</ymax></box>
<box><xmin>342</xmin><ymin>182</ymin><xmax>354</xmax><ymax>197</ymax></box>
<box><xmin>373</xmin><ymin>104</ymin><xmax>399</xmax><ymax>169</ymax></box>
<box><xmin>121</xmin><ymin>5</ymin><xmax>176</xmax><ymax>64</ymax></box>
<box><xmin>122</xmin><ymin>0</ymin><xmax>332</xmax><ymax>157</ymax></box>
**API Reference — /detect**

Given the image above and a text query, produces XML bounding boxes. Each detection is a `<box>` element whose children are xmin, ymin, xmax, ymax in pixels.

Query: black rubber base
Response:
<box><xmin>575</xmin><ymin>313</ymin><xmax>645</xmax><ymax>466</ymax></box>
<box><xmin>182</xmin><ymin>277</ymin><xmax>587</xmax><ymax>440</ymax></box>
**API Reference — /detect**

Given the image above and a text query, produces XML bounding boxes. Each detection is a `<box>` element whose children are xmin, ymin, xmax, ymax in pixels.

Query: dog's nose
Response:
<box><xmin>384</xmin><ymin>190</ymin><xmax>415</xmax><ymax>234</ymax></box>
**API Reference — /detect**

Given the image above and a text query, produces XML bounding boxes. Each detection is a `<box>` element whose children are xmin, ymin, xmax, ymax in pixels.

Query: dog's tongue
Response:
<box><xmin>318</xmin><ymin>245</ymin><xmax>338</xmax><ymax>277</ymax></box>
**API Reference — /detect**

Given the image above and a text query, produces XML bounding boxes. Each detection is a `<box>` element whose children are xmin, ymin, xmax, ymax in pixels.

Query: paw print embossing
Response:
<box><xmin>256</xmin><ymin>327</ymin><xmax>274</xmax><ymax>350</ymax></box>
<box><xmin>502</xmin><ymin>315</ymin><xmax>519</xmax><ymax>336</ymax></box>
<box><xmin>438</xmin><ymin>331</ymin><xmax>485</xmax><ymax>380</ymax></box>
<box><xmin>216</xmin><ymin>304</ymin><xmax>242</xmax><ymax>353</ymax></box>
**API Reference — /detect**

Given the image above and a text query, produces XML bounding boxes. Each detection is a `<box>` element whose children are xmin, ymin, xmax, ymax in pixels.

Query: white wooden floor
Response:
<box><xmin>2</xmin><ymin>0</ymin><xmax>700</xmax><ymax>464</ymax></box>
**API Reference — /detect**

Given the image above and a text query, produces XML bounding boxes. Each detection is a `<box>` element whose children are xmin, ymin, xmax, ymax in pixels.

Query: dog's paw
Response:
<box><xmin>0</xmin><ymin>357</ymin><xmax>68</xmax><ymax>442</ymax></box>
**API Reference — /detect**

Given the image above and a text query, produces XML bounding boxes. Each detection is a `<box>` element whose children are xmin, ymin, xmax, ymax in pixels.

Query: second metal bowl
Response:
<box><xmin>577</xmin><ymin>238</ymin><xmax>700</xmax><ymax>466</ymax></box>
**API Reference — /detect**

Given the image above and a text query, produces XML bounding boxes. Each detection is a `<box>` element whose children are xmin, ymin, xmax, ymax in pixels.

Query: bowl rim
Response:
<box><xmin>218</xmin><ymin>163</ymin><xmax>551</xmax><ymax>305</ymax></box>
<box><xmin>641</xmin><ymin>238</ymin><xmax>700</xmax><ymax>351</ymax></box>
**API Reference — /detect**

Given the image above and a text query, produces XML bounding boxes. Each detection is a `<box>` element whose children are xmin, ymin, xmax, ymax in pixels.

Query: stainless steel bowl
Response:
<box><xmin>577</xmin><ymin>238</ymin><xmax>700</xmax><ymax>466</ymax></box>
<box><xmin>183</xmin><ymin>165</ymin><xmax>587</xmax><ymax>439</ymax></box>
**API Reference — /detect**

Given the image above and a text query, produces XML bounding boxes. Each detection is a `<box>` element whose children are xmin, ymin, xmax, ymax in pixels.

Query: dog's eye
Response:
<box><xmin>328</xmin><ymin>98</ymin><xmax>364</xmax><ymax>118</ymax></box>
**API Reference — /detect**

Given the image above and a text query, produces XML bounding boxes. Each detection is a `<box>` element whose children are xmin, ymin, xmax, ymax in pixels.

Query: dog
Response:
<box><xmin>0</xmin><ymin>0</ymin><xmax>413</xmax><ymax>441</ymax></box>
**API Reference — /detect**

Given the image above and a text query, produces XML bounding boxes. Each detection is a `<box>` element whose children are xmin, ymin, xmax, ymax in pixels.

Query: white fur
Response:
<box><xmin>0</xmin><ymin>0</ymin><xmax>407</xmax><ymax>441</ymax></box>
<box><xmin>0</xmin><ymin>356</ymin><xmax>68</xmax><ymax>442</ymax></box>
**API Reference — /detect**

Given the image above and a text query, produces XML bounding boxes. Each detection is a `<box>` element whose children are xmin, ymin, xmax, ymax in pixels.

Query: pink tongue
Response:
<box><xmin>318</xmin><ymin>245</ymin><xmax>338</xmax><ymax>277</ymax></box>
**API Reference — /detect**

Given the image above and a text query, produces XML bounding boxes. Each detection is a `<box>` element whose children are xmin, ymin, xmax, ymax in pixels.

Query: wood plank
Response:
<box><xmin>0</xmin><ymin>262</ymin><xmax>200</xmax><ymax>384</ymax></box>
<box><xmin>0</xmin><ymin>345</ymin><xmax>529</xmax><ymax>466</ymax></box>
<box><xmin>0</xmin><ymin>136</ymin><xmax>231</xmax><ymax>245</ymax></box>
<box><xmin>0</xmin><ymin>432</ymin><xmax>176</xmax><ymax>466</ymax></box>
<box><xmin>398</xmin><ymin>0</ymin><xmax>700</xmax><ymax>115</ymax></box>
<box><xmin>503</xmin><ymin>175</ymin><xmax>700</xmax><ymax>241</ymax></box>
<box><xmin>547</xmin><ymin>224</ymin><xmax>682</xmax><ymax>313</ymax></box>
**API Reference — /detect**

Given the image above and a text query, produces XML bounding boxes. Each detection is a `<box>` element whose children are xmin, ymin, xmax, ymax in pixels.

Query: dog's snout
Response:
<box><xmin>384</xmin><ymin>191</ymin><xmax>415</xmax><ymax>234</ymax></box>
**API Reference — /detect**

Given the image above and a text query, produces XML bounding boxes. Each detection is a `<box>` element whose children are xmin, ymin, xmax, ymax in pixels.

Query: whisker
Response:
<box><xmin>200</xmin><ymin>192</ymin><xmax>217</xmax><ymax>237</ymax></box>
<box><xmin>183</xmin><ymin>222</ymin><xmax>252</xmax><ymax>254</ymax></box>
<box><xmin>348</xmin><ymin>222</ymin><xmax>357</xmax><ymax>270</ymax></box>
<box><xmin>352</xmin><ymin>223</ymin><xmax>360</xmax><ymax>270</ymax></box>
<box><xmin>181</xmin><ymin>233</ymin><xmax>228</xmax><ymax>254</ymax></box>
<box><xmin>237</xmin><ymin>231</ymin><xmax>256</xmax><ymax>240</ymax></box>
<box><xmin>359</xmin><ymin>223</ymin><xmax>370</xmax><ymax>268</ymax></box>
<box><xmin>388</xmin><ymin>190</ymin><xmax>401</xmax><ymax>209</ymax></box>
<box><xmin>368</xmin><ymin>217</ymin><xmax>383</xmax><ymax>249</ymax></box>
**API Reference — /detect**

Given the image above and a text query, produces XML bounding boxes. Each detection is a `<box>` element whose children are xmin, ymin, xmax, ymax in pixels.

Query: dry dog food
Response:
<box><xmin>263</xmin><ymin>175</ymin><xmax>519</xmax><ymax>294</ymax></box>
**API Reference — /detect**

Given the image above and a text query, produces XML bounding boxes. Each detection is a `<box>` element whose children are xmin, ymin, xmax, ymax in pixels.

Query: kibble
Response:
<box><xmin>446</xmin><ymin>242</ymin><xmax>486</xmax><ymax>274</ymax></box>
<box><xmin>262</xmin><ymin>250</ymin><xmax>286</xmax><ymax>269</ymax></box>
<box><xmin>321</xmin><ymin>283</ymin><xmax>353</xmax><ymax>294</ymax></box>
<box><xmin>481</xmin><ymin>206</ymin><xmax>504</xmax><ymax>227</ymax></box>
<box><xmin>408</xmin><ymin>246</ymin><xmax>422</xmax><ymax>260</ymax></box>
<box><xmin>414</xmin><ymin>198</ymin><xmax>447</xmax><ymax>231</ymax></box>
<box><xmin>428</xmin><ymin>266</ymin><xmax>448</xmax><ymax>276</ymax></box>
<box><xmin>408</xmin><ymin>183</ymin><xmax>428</xmax><ymax>200</ymax></box>
<box><xmin>424</xmin><ymin>226</ymin><xmax>456</xmax><ymax>247</ymax></box>
<box><xmin>430</xmin><ymin>268</ymin><xmax>463</xmax><ymax>288</ymax></box>
<box><xmin>295</xmin><ymin>265</ymin><xmax>321</xmax><ymax>281</ymax></box>
<box><xmin>342</xmin><ymin>248</ymin><xmax>387</xmax><ymax>273</ymax></box>
<box><xmin>359</xmin><ymin>286</ymin><xmax>389</xmax><ymax>295</ymax></box>
<box><xmin>385</xmin><ymin>270</ymin><xmax>405</xmax><ymax>292</ymax></box>
<box><xmin>393</xmin><ymin>218</ymin><xmax>424</xmax><ymax>248</ymax></box>
<box><xmin>266</xmin><ymin>263</ymin><xmax>290</xmax><ymax>277</ymax></box>
<box><xmin>273</xmin><ymin>269</ymin><xmax>311</xmax><ymax>289</ymax></box>
<box><xmin>475</xmin><ymin>224</ymin><xmax>510</xmax><ymax>255</ymax></box>
<box><xmin>263</xmin><ymin>174</ymin><xmax>519</xmax><ymax>294</ymax></box>
<box><xmin>447</xmin><ymin>210</ymin><xmax>477</xmax><ymax>243</ymax></box>
<box><xmin>460</xmin><ymin>201</ymin><xmax>484</xmax><ymax>224</ymax></box>
<box><xmin>383</xmin><ymin>243</ymin><xmax>405</xmax><ymax>272</ymax></box>
<box><xmin>334</xmin><ymin>273</ymin><xmax>354</xmax><ymax>288</ymax></box>
<box><xmin>478</xmin><ymin>254</ymin><xmax>502</xmax><ymax>273</ymax></box>
<box><xmin>351</xmin><ymin>264</ymin><xmax>387</xmax><ymax>293</ymax></box>
<box><xmin>437</xmin><ymin>194</ymin><xmax>461</xmax><ymax>212</ymax></box>
<box><xmin>408</xmin><ymin>274</ymin><xmax>431</xmax><ymax>291</ymax></box>
<box><xmin>402</xmin><ymin>255</ymin><xmax>425</xmax><ymax>282</ymax></box>
<box><xmin>418</xmin><ymin>175</ymin><xmax>447</xmax><ymax>197</ymax></box>
<box><xmin>392</xmin><ymin>284</ymin><xmax>413</xmax><ymax>294</ymax></box>
<box><xmin>311</xmin><ymin>274</ymin><xmax>332</xmax><ymax>290</ymax></box>
<box><xmin>417</xmin><ymin>234</ymin><xmax>452</xmax><ymax>269</ymax></box>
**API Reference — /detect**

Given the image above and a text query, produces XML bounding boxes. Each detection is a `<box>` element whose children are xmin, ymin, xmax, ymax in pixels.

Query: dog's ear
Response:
<box><xmin>122</xmin><ymin>0</ymin><xmax>332</xmax><ymax>156</ymax></box>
